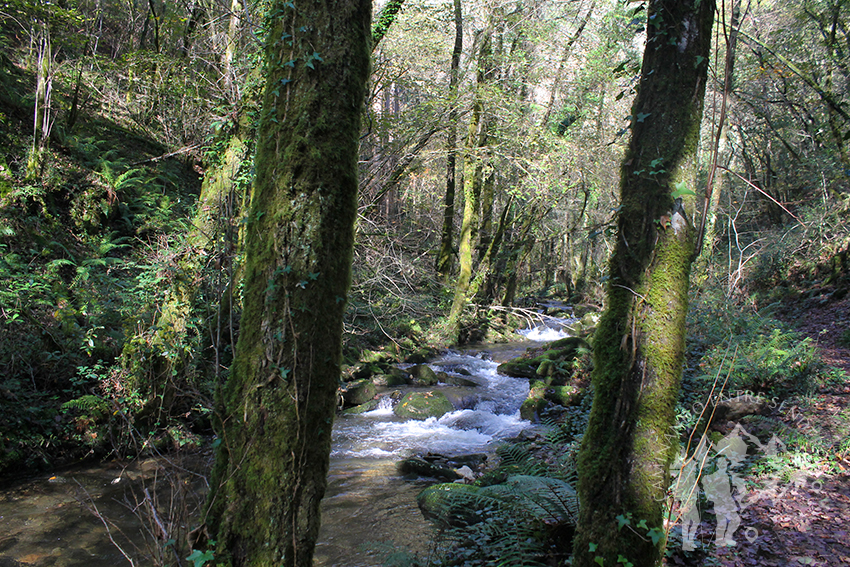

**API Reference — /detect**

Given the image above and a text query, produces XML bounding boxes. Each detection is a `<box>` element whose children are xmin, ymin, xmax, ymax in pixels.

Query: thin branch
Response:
<box><xmin>716</xmin><ymin>165</ymin><xmax>806</xmax><ymax>226</ymax></box>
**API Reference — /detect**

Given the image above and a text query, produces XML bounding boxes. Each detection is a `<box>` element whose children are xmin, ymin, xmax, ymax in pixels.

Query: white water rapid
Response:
<box><xmin>315</xmin><ymin>350</ymin><xmax>538</xmax><ymax>566</ymax></box>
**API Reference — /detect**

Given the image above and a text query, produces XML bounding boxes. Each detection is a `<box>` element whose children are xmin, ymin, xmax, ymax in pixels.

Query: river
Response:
<box><xmin>0</xmin><ymin>324</ymin><xmax>572</xmax><ymax>567</ymax></box>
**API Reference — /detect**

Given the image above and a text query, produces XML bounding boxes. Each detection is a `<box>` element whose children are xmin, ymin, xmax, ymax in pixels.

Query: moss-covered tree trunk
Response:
<box><xmin>572</xmin><ymin>1</ymin><xmax>714</xmax><ymax>566</ymax></box>
<box><xmin>435</xmin><ymin>0</ymin><xmax>463</xmax><ymax>280</ymax></box>
<box><xmin>202</xmin><ymin>1</ymin><xmax>370</xmax><ymax>565</ymax></box>
<box><xmin>119</xmin><ymin>74</ymin><xmax>259</xmax><ymax>424</ymax></box>
<box><xmin>448</xmin><ymin>29</ymin><xmax>494</xmax><ymax>337</ymax></box>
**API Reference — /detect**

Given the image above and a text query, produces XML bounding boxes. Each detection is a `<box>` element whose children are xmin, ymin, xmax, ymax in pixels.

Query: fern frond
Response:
<box><xmin>61</xmin><ymin>394</ymin><xmax>108</xmax><ymax>418</ymax></box>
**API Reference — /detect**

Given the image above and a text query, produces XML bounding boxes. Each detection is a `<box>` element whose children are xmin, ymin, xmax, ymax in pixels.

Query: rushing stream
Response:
<box><xmin>0</xmin><ymin>319</ymin><xmax>574</xmax><ymax>567</ymax></box>
<box><xmin>315</xmin><ymin>349</ymin><xmax>533</xmax><ymax>566</ymax></box>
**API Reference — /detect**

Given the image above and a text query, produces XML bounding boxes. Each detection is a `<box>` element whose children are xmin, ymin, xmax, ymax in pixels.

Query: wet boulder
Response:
<box><xmin>339</xmin><ymin>379</ymin><xmax>377</xmax><ymax>408</ymax></box>
<box><xmin>497</xmin><ymin>337</ymin><xmax>590</xmax><ymax>384</ymax></box>
<box><xmin>394</xmin><ymin>391</ymin><xmax>454</xmax><ymax>420</ymax></box>
<box><xmin>372</xmin><ymin>367</ymin><xmax>410</xmax><ymax>387</ymax></box>
<box><xmin>398</xmin><ymin>456</ymin><xmax>461</xmax><ymax>481</ymax></box>
<box><xmin>408</xmin><ymin>364</ymin><xmax>440</xmax><ymax>386</ymax></box>
<box><xmin>342</xmin><ymin>399</ymin><xmax>380</xmax><ymax>414</ymax></box>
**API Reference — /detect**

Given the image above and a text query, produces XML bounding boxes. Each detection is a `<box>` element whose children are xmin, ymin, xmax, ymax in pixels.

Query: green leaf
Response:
<box><xmin>636</xmin><ymin>112</ymin><xmax>651</xmax><ymax>122</ymax></box>
<box><xmin>636</xmin><ymin>519</ymin><xmax>648</xmax><ymax>530</ymax></box>
<box><xmin>671</xmin><ymin>181</ymin><xmax>697</xmax><ymax>199</ymax></box>
<box><xmin>589</xmin><ymin>543</ymin><xmax>598</xmax><ymax>552</ymax></box>
<box><xmin>647</xmin><ymin>527</ymin><xmax>664</xmax><ymax>545</ymax></box>
<box><xmin>186</xmin><ymin>549</ymin><xmax>214</xmax><ymax>567</ymax></box>
<box><xmin>616</xmin><ymin>514</ymin><xmax>630</xmax><ymax>530</ymax></box>
<box><xmin>594</xmin><ymin>557</ymin><xmax>605</xmax><ymax>566</ymax></box>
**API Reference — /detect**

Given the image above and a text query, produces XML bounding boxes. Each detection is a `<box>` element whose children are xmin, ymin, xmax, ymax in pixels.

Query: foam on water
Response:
<box><xmin>332</xmin><ymin>353</ymin><xmax>530</xmax><ymax>458</ymax></box>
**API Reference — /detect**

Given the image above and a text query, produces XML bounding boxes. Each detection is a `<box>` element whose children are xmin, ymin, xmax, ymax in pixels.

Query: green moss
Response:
<box><xmin>204</xmin><ymin>0</ymin><xmax>372</xmax><ymax>564</ymax></box>
<box><xmin>394</xmin><ymin>391</ymin><xmax>455</xmax><ymax>420</ymax></box>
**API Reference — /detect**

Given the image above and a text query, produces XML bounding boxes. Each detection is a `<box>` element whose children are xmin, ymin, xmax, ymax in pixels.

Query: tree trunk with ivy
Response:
<box><xmin>119</xmin><ymin>73</ymin><xmax>260</xmax><ymax>425</ymax></box>
<box><xmin>572</xmin><ymin>1</ymin><xmax>714</xmax><ymax>566</ymax></box>
<box><xmin>202</xmin><ymin>0</ymin><xmax>370</xmax><ymax>565</ymax></box>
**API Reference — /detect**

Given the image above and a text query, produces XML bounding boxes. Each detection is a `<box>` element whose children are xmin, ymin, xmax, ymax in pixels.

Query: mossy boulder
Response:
<box><xmin>544</xmin><ymin>385</ymin><xmax>583</xmax><ymax>407</ymax></box>
<box><xmin>372</xmin><ymin>370</ymin><xmax>410</xmax><ymax>387</ymax></box>
<box><xmin>342</xmin><ymin>399</ymin><xmax>380</xmax><ymax>414</ymax></box>
<box><xmin>498</xmin><ymin>337</ymin><xmax>590</xmax><ymax>384</ymax></box>
<box><xmin>394</xmin><ymin>391</ymin><xmax>455</xmax><ymax>420</ymax></box>
<box><xmin>339</xmin><ymin>379</ymin><xmax>377</xmax><ymax>408</ymax></box>
<box><xmin>408</xmin><ymin>364</ymin><xmax>440</xmax><ymax>386</ymax></box>
<box><xmin>398</xmin><ymin>456</ymin><xmax>461</xmax><ymax>480</ymax></box>
<box><xmin>520</xmin><ymin>383</ymin><xmax>549</xmax><ymax>421</ymax></box>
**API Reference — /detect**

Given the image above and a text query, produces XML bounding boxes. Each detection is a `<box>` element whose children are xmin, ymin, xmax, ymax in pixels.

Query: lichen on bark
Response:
<box><xmin>202</xmin><ymin>1</ymin><xmax>371</xmax><ymax>565</ymax></box>
<box><xmin>572</xmin><ymin>1</ymin><xmax>715</xmax><ymax>566</ymax></box>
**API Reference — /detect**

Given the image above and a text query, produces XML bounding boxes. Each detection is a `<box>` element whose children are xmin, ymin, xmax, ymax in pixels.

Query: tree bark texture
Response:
<box><xmin>435</xmin><ymin>0</ymin><xmax>463</xmax><ymax>280</ymax></box>
<box><xmin>448</xmin><ymin>29</ymin><xmax>494</xmax><ymax>336</ymax></box>
<box><xmin>204</xmin><ymin>1</ymin><xmax>370</xmax><ymax>565</ymax></box>
<box><xmin>573</xmin><ymin>1</ymin><xmax>714</xmax><ymax>566</ymax></box>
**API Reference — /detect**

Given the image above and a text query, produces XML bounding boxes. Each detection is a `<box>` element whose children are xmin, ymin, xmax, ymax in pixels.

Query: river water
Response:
<box><xmin>0</xmin><ymin>323</ymin><xmax>572</xmax><ymax>567</ymax></box>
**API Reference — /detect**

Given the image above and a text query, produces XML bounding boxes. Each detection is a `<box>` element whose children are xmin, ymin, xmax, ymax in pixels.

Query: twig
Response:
<box><xmin>74</xmin><ymin>480</ymin><xmax>136</xmax><ymax>566</ymax></box>
<box><xmin>130</xmin><ymin>144</ymin><xmax>200</xmax><ymax>166</ymax></box>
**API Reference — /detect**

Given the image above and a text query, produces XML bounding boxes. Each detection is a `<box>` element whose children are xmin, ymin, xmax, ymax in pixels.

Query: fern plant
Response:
<box><xmin>417</xmin><ymin>474</ymin><xmax>578</xmax><ymax>566</ymax></box>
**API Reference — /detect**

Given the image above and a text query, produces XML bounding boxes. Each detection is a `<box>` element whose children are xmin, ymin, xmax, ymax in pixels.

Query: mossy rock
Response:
<box><xmin>360</xmin><ymin>349</ymin><xmax>397</xmax><ymax>365</ymax></box>
<box><xmin>342</xmin><ymin>399</ymin><xmax>380</xmax><ymax>414</ymax></box>
<box><xmin>544</xmin><ymin>385</ymin><xmax>583</xmax><ymax>407</ymax></box>
<box><xmin>372</xmin><ymin>371</ymin><xmax>409</xmax><ymax>387</ymax></box>
<box><xmin>408</xmin><ymin>364</ymin><xmax>440</xmax><ymax>386</ymax></box>
<box><xmin>394</xmin><ymin>391</ymin><xmax>454</xmax><ymax>420</ymax></box>
<box><xmin>339</xmin><ymin>379</ymin><xmax>377</xmax><ymax>408</ymax></box>
<box><xmin>498</xmin><ymin>337</ymin><xmax>590</xmax><ymax>382</ymax></box>
<box><xmin>398</xmin><ymin>456</ymin><xmax>461</xmax><ymax>480</ymax></box>
<box><xmin>520</xmin><ymin>383</ymin><xmax>549</xmax><ymax>421</ymax></box>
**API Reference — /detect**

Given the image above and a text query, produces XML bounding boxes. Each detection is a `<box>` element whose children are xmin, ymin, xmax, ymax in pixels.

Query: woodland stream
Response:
<box><xmin>0</xmin><ymin>324</ymin><xmax>573</xmax><ymax>567</ymax></box>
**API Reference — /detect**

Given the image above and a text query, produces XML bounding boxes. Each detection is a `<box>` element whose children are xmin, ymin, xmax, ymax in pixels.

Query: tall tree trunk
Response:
<box><xmin>203</xmin><ymin>1</ymin><xmax>371</xmax><ymax>565</ymax></box>
<box><xmin>448</xmin><ymin>29</ymin><xmax>494</xmax><ymax>337</ymax></box>
<box><xmin>120</xmin><ymin>83</ymin><xmax>259</xmax><ymax>426</ymax></box>
<box><xmin>26</xmin><ymin>22</ymin><xmax>52</xmax><ymax>181</ymax></box>
<box><xmin>223</xmin><ymin>0</ymin><xmax>243</xmax><ymax>102</ymax></box>
<box><xmin>572</xmin><ymin>1</ymin><xmax>715</xmax><ymax>566</ymax></box>
<box><xmin>698</xmin><ymin>0</ymin><xmax>744</xmax><ymax>260</ymax></box>
<box><xmin>436</xmin><ymin>0</ymin><xmax>463</xmax><ymax>280</ymax></box>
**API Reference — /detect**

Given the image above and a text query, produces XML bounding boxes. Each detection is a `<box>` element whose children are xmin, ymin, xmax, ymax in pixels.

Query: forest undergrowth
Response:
<box><xmin>2</xmin><ymin>2</ymin><xmax>850</xmax><ymax>564</ymax></box>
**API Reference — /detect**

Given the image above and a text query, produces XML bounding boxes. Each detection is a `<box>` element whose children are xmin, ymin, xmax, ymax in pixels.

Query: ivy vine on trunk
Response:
<box><xmin>202</xmin><ymin>0</ymin><xmax>371</xmax><ymax>565</ymax></box>
<box><xmin>572</xmin><ymin>1</ymin><xmax>715</xmax><ymax>566</ymax></box>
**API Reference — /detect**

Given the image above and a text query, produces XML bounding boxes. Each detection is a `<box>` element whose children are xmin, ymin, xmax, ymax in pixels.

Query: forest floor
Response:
<box><xmin>668</xmin><ymin>294</ymin><xmax>850</xmax><ymax>566</ymax></box>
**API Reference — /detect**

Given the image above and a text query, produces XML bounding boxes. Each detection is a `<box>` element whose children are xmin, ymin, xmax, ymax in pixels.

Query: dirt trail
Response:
<box><xmin>667</xmin><ymin>294</ymin><xmax>850</xmax><ymax>566</ymax></box>
<box><xmin>777</xmin><ymin>294</ymin><xmax>850</xmax><ymax>375</ymax></box>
